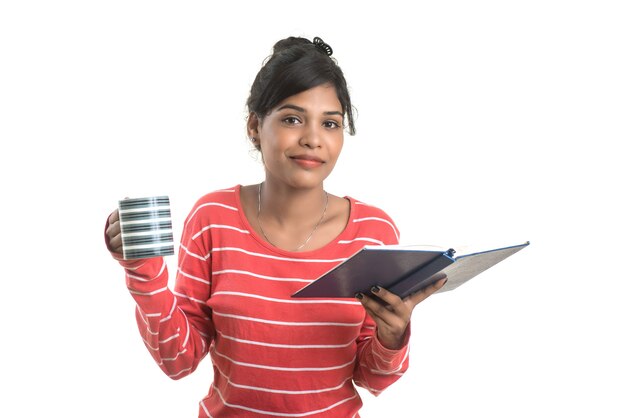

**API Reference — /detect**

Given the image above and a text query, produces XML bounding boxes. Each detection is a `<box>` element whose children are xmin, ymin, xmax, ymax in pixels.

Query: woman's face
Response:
<box><xmin>249</xmin><ymin>84</ymin><xmax>345</xmax><ymax>190</ymax></box>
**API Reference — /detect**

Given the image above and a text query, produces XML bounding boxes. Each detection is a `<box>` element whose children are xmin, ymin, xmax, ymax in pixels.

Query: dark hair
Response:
<box><xmin>246</xmin><ymin>36</ymin><xmax>356</xmax><ymax>135</ymax></box>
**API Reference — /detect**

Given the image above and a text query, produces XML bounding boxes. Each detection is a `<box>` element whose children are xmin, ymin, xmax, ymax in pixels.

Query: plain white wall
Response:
<box><xmin>1</xmin><ymin>1</ymin><xmax>624</xmax><ymax>417</ymax></box>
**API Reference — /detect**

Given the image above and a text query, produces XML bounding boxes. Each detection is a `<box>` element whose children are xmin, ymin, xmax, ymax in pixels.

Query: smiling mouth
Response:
<box><xmin>291</xmin><ymin>156</ymin><xmax>324</xmax><ymax>168</ymax></box>
<box><xmin>291</xmin><ymin>155</ymin><xmax>324</xmax><ymax>163</ymax></box>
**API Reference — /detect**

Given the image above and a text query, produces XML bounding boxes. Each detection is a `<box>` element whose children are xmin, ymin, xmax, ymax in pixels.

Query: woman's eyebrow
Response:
<box><xmin>277</xmin><ymin>104</ymin><xmax>305</xmax><ymax>113</ymax></box>
<box><xmin>277</xmin><ymin>104</ymin><xmax>343</xmax><ymax>116</ymax></box>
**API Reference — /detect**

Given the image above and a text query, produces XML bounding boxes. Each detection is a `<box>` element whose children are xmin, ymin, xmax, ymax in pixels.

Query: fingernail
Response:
<box><xmin>371</xmin><ymin>286</ymin><xmax>380</xmax><ymax>294</ymax></box>
<box><xmin>355</xmin><ymin>293</ymin><xmax>364</xmax><ymax>300</ymax></box>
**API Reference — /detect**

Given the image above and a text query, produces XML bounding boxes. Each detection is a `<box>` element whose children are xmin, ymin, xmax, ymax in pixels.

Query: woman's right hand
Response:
<box><xmin>105</xmin><ymin>209</ymin><xmax>123</xmax><ymax>255</ymax></box>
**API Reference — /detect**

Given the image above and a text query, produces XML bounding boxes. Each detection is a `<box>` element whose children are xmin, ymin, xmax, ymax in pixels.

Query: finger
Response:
<box><xmin>357</xmin><ymin>293</ymin><xmax>402</xmax><ymax>328</ymax></box>
<box><xmin>106</xmin><ymin>233</ymin><xmax>123</xmax><ymax>254</ymax></box>
<box><xmin>107</xmin><ymin>236</ymin><xmax>123</xmax><ymax>254</ymax></box>
<box><xmin>105</xmin><ymin>209</ymin><xmax>122</xmax><ymax>253</ymax></box>
<box><xmin>405</xmin><ymin>276</ymin><xmax>448</xmax><ymax>307</ymax></box>
<box><xmin>369</xmin><ymin>286</ymin><xmax>407</xmax><ymax>315</ymax></box>
<box><xmin>106</xmin><ymin>212</ymin><xmax>121</xmax><ymax>238</ymax></box>
<box><xmin>108</xmin><ymin>208</ymin><xmax>119</xmax><ymax>224</ymax></box>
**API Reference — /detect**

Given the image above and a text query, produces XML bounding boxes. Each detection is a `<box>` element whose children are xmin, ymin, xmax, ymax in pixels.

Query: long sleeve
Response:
<box><xmin>352</xmin><ymin>311</ymin><xmax>410</xmax><ymax>395</ymax></box>
<box><xmin>115</xmin><ymin>208</ymin><xmax>215</xmax><ymax>380</ymax></box>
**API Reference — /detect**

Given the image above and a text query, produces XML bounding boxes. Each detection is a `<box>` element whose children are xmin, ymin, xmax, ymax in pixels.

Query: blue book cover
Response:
<box><xmin>292</xmin><ymin>242</ymin><xmax>529</xmax><ymax>299</ymax></box>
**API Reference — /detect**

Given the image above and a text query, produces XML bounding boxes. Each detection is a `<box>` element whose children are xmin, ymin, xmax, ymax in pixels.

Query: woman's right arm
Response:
<box><xmin>105</xmin><ymin>209</ymin><xmax>215</xmax><ymax>380</ymax></box>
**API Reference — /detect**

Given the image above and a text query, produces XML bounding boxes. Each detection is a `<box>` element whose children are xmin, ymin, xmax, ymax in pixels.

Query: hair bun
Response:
<box><xmin>272</xmin><ymin>37</ymin><xmax>312</xmax><ymax>54</ymax></box>
<box><xmin>271</xmin><ymin>36</ymin><xmax>333</xmax><ymax>57</ymax></box>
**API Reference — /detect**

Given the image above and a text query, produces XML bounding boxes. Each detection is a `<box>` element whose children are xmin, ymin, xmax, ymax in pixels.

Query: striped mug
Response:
<box><xmin>118</xmin><ymin>196</ymin><xmax>175</xmax><ymax>260</ymax></box>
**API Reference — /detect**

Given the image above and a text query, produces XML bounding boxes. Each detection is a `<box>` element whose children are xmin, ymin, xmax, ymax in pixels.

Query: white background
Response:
<box><xmin>1</xmin><ymin>1</ymin><xmax>624</xmax><ymax>417</ymax></box>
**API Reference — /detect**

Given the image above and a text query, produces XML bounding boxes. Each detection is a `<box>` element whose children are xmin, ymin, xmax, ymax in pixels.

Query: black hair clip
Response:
<box><xmin>313</xmin><ymin>37</ymin><xmax>333</xmax><ymax>56</ymax></box>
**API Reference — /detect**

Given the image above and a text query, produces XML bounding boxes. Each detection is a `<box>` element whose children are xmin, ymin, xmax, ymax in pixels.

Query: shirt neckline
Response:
<box><xmin>233</xmin><ymin>184</ymin><xmax>357</xmax><ymax>258</ymax></box>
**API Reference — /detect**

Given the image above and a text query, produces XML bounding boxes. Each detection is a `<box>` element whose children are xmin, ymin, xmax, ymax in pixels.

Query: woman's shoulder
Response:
<box><xmin>184</xmin><ymin>185</ymin><xmax>241</xmax><ymax>224</ymax></box>
<box><xmin>345</xmin><ymin>196</ymin><xmax>400</xmax><ymax>244</ymax></box>
<box><xmin>193</xmin><ymin>185</ymin><xmax>240</xmax><ymax>206</ymax></box>
<box><xmin>348</xmin><ymin>196</ymin><xmax>395</xmax><ymax>221</ymax></box>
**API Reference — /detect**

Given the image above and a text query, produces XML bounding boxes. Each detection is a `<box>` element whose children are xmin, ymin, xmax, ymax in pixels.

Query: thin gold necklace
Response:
<box><xmin>257</xmin><ymin>182</ymin><xmax>329</xmax><ymax>251</ymax></box>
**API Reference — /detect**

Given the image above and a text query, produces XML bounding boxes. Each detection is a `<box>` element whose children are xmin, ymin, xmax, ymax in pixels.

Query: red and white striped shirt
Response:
<box><xmin>116</xmin><ymin>185</ymin><xmax>409</xmax><ymax>417</ymax></box>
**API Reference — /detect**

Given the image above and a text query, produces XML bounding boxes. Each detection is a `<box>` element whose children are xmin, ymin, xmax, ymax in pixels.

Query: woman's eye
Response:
<box><xmin>283</xmin><ymin>117</ymin><xmax>301</xmax><ymax>125</ymax></box>
<box><xmin>324</xmin><ymin>120</ymin><xmax>341</xmax><ymax>129</ymax></box>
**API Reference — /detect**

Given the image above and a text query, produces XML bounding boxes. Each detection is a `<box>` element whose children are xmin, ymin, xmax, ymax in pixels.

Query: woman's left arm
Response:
<box><xmin>352</xmin><ymin>276</ymin><xmax>446</xmax><ymax>395</ymax></box>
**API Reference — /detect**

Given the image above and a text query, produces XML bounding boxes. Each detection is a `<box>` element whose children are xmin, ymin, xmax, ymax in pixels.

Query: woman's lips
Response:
<box><xmin>291</xmin><ymin>155</ymin><xmax>324</xmax><ymax>168</ymax></box>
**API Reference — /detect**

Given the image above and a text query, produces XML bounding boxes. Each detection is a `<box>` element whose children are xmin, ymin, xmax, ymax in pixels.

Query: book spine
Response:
<box><xmin>388</xmin><ymin>253</ymin><xmax>455</xmax><ymax>299</ymax></box>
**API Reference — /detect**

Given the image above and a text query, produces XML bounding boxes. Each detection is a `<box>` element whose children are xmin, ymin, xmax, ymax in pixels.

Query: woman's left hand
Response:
<box><xmin>357</xmin><ymin>275</ymin><xmax>447</xmax><ymax>350</ymax></box>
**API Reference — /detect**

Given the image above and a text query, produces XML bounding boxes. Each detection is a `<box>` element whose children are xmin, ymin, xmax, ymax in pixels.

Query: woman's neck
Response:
<box><xmin>257</xmin><ymin>181</ymin><xmax>327</xmax><ymax>227</ymax></box>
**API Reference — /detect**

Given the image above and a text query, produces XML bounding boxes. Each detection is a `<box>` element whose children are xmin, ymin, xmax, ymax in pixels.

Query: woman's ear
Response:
<box><xmin>247</xmin><ymin>112</ymin><xmax>262</xmax><ymax>151</ymax></box>
<box><xmin>247</xmin><ymin>112</ymin><xmax>260</xmax><ymax>140</ymax></box>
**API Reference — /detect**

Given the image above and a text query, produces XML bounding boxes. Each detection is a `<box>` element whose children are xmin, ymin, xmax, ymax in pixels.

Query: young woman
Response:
<box><xmin>105</xmin><ymin>36</ymin><xmax>446</xmax><ymax>418</ymax></box>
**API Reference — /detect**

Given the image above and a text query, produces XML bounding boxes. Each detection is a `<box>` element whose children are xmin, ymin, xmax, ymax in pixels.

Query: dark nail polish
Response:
<box><xmin>355</xmin><ymin>293</ymin><xmax>364</xmax><ymax>300</ymax></box>
<box><xmin>371</xmin><ymin>286</ymin><xmax>380</xmax><ymax>293</ymax></box>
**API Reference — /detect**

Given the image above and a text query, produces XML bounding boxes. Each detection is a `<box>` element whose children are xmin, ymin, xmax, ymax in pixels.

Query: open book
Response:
<box><xmin>292</xmin><ymin>241</ymin><xmax>529</xmax><ymax>299</ymax></box>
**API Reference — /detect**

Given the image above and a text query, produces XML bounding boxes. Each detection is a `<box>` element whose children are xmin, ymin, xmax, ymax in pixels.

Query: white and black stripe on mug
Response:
<box><xmin>118</xmin><ymin>196</ymin><xmax>175</xmax><ymax>260</ymax></box>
